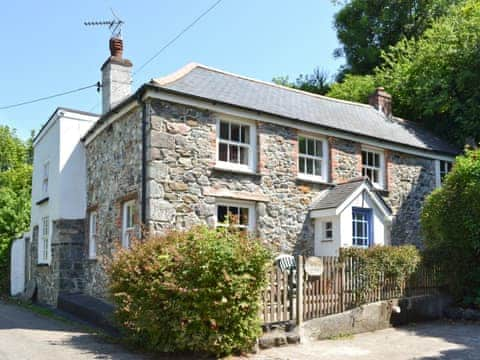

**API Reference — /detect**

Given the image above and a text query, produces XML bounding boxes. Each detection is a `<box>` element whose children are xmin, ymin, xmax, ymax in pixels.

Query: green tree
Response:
<box><xmin>421</xmin><ymin>148</ymin><xmax>480</xmax><ymax>305</ymax></box>
<box><xmin>272</xmin><ymin>67</ymin><xmax>331</xmax><ymax>95</ymax></box>
<box><xmin>333</xmin><ymin>0</ymin><xmax>457</xmax><ymax>76</ymax></box>
<box><xmin>377</xmin><ymin>0</ymin><xmax>480</xmax><ymax>145</ymax></box>
<box><xmin>0</xmin><ymin>126</ymin><xmax>32</xmax><ymax>293</ymax></box>
<box><xmin>326</xmin><ymin>74</ymin><xmax>377</xmax><ymax>103</ymax></box>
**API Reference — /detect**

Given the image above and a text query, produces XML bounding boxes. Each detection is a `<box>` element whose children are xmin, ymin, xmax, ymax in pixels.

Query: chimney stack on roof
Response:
<box><xmin>101</xmin><ymin>36</ymin><xmax>132</xmax><ymax>114</ymax></box>
<box><xmin>369</xmin><ymin>87</ymin><xmax>392</xmax><ymax>118</ymax></box>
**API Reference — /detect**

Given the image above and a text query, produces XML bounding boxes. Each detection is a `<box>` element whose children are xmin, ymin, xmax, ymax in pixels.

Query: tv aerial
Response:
<box><xmin>84</xmin><ymin>8</ymin><xmax>124</xmax><ymax>38</ymax></box>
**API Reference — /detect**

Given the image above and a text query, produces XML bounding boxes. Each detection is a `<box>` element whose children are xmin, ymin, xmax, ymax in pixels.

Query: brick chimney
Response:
<box><xmin>101</xmin><ymin>37</ymin><xmax>132</xmax><ymax>114</ymax></box>
<box><xmin>369</xmin><ymin>87</ymin><xmax>392</xmax><ymax>118</ymax></box>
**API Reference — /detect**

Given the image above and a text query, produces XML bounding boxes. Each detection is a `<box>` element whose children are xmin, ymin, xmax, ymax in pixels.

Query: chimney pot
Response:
<box><xmin>109</xmin><ymin>37</ymin><xmax>124</xmax><ymax>58</ymax></box>
<box><xmin>369</xmin><ymin>87</ymin><xmax>392</xmax><ymax>118</ymax></box>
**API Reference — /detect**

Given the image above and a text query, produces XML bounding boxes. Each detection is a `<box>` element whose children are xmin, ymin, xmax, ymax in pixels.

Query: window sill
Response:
<box><xmin>213</xmin><ymin>165</ymin><xmax>259</xmax><ymax>176</ymax></box>
<box><xmin>321</xmin><ymin>239</ymin><xmax>333</xmax><ymax>242</ymax></box>
<box><xmin>296</xmin><ymin>176</ymin><xmax>333</xmax><ymax>186</ymax></box>
<box><xmin>36</xmin><ymin>197</ymin><xmax>49</xmax><ymax>205</ymax></box>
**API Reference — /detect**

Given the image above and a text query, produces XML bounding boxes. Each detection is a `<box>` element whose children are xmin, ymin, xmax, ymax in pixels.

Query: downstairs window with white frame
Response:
<box><xmin>122</xmin><ymin>200</ymin><xmax>135</xmax><ymax>248</ymax></box>
<box><xmin>89</xmin><ymin>211</ymin><xmax>97</xmax><ymax>259</ymax></box>
<box><xmin>38</xmin><ymin>216</ymin><xmax>50</xmax><ymax>264</ymax></box>
<box><xmin>435</xmin><ymin>160</ymin><xmax>453</xmax><ymax>187</ymax></box>
<box><xmin>215</xmin><ymin>201</ymin><xmax>256</xmax><ymax>232</ymax></box>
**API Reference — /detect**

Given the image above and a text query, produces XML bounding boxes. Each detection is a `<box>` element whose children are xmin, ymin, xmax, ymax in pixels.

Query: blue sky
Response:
<box><xmin>0</xmin><ymin>0</ymin><xmax>343</xmax><ymax>140</ymax></box>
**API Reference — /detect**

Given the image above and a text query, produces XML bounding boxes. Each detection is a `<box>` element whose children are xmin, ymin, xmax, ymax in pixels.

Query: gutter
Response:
<box><xmin>139</xmin><ymin>95</ymin><xmax>150</xmax><ymax>235</ymax></box>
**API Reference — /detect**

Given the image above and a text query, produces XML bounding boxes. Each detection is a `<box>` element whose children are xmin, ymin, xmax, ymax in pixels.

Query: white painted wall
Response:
<box><xmin>10</xmin><ymin>237</ymin><xmax>25</xmax><ymax>296</ymax></box>
<box><xmin>314</xmin><ymin>216</ymin><xmax>340</xmax><ymax>257</ymax></box>
<box><xmin>314</xmin><ymin>190</ymin><xmax>390</xmax><ymax>257</ymax></box>
<box><xmin>30</xmin><ymin>109</ymin><xmax>98</xmax><ymax>263</ymax></box>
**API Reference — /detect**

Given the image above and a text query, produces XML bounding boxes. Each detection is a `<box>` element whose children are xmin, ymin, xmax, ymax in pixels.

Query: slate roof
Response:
<box><xmin>152</xmin><ymin>63</ymin><xmax>458</xmax><ymax>155</ymax></box>
<box><xmin>309</xmin><ymin>177</ymin><xmax>391</xmax><ymax>214</ymax></box>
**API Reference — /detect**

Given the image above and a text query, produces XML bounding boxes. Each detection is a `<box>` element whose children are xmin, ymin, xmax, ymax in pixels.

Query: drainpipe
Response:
<box><xmin>140</xmin><ymin>98</ymin><xmax>150</xmax><ymax>237</ymax></box>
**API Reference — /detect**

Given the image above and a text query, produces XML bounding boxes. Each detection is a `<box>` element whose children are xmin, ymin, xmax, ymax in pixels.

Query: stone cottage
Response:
<box><xmin>24</xmin><ymin>36</ymin><xmax>458</xmax><ymax>305</ymax></box>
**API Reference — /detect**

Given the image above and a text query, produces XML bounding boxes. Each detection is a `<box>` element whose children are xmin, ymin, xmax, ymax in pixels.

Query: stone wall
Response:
<box><xmin>31</xmin><ymin>219</ymin><xmax>86</xmax><ymax>306</ymax></box>
<box><xmin>84</xmin><ymin>107</ymin><xmax>143</xmax><ymax>300</ymax></box>
<box><xmin>385</xmin><ymin>152</ymin><xmax>436</xmax><ymax>247</ymax></box>
<box><xmin>146</xmin><ymin>101</ymin><xmax>330</xmax><ymax>254</ymax></box>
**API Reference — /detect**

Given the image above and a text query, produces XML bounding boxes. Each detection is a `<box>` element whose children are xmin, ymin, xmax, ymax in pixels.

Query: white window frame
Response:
<box><xmin>89</xmin><ymin>211</ymin><xmax>97</xmax><ymax>259</ymax></box>
<box><xmin>324</xmin><ymin>221</ymin><xmax>333</xmax><ymax>241</ymax></box>
<box><xmin>361</xmin><ymin>146</ymin><xmax>385</xmax><ymax>189</ymax></box>
<box><xmin>122</xmin><ymin>200</ymin><xmax>135</xmax><ymax>248</ymax></box>
<box><xmin>435</xmin><ymin>159</ymin><xmax>453</xmax><ymax>188</ymax></box>
<box><xmin>42</xmin><ymin>161</ymin><xmax>49</xmax><ymax>195</ymax></box>
<box><xmin>38</xmin><ymin>216</ymin><xmax>50</xmax><ymax>264</ymax></box>
<box><xmin>216</xmin><ymin>116</ymin><xmax>256</xmax><ymax>173</ymax></box>
<box><xmin>297</xmin><ymin>134</ymin><xmax>329</xmax><ymax>182</ymax></box>
<box><xmin>215</xmin><ymin>200</ymin><xmax>256</xmax><ymax>233</ymax></box>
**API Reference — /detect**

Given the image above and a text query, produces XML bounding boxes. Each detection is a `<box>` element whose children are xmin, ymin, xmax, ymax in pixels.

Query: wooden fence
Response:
<box><xmin>261</xmin><ymin>256</ymin><xmax>442</xmax><ymax>325</ymax></box>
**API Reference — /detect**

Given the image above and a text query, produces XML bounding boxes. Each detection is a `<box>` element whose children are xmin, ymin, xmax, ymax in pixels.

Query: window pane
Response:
<box><xmin>373</xmin><ymin>169</ymin><xmax>379</xmax><ymax>184</ymax></box>
<box><xmin>299</xmin><ymin>157</ymin><xmax>305</xmax><ymax>173</ymax></box>
<box><xmin>230</xmin><ymin>123</ymin><xmax>240</xmax><ymax>142</ymax></box>
<box><xmin>362</xmin><ymin>167</ymin><xmax>366</xmax><ymax>177</ymax></box>
<box><xmin>239</xmin><ymin>208</ymin><xmax>249</xmax><ymax>226</ymax></box>
<box><xmin>374</xmin><ymin>153</ymin><xmax>380</xmax><ymax>167</ymax></box>
<box><xmin>299</xmin><ymin>137</ymin><xmax>306</xmax><ymax>154</ymax></box>
<box><xmin>362</xmin><ymin>151</ymin><xmax>367</xmax><ymax>165</ymax></box>
<box><xmin>367</xmin><ymin>152</ymin><xmax>373</xmax><ymax>166</ymax></box>
<box><xmin>306</xmin><ymin>158</ymin><xmax>313</xmax><ymax>174</ymax></box>
<box><xmin>219</xmin><ymin>143</ymin><xmax>228</xmax><ymax>161</ymax></box>
<box><xmin>240</xmin><ymin>125</ymin><xmax>250</xmax><ymax>144</ymax></box>
<box><xmin>315</xmin><ymin>140</ymin><xmax>323</xmax><ymax>157</ymax></box>
<box><xmin>307</xmin><ymin>139</ymin><xmax>315</xmax><ymax>155</ymax></box>
<box><xmin>240</xmin><ymin>146</ymin><xmax>249</xmax><ymax>165</ymax></box>
<box><xmin>229</xmin><ymin>145</ymin><xmax>239</xmax><ymax>162</ymax></box>
<box><xmin>228</xmin><ymin>206</ymin><xmax>240</xmax><ymax>224</ymax></box>
<box><xmin>217</xmin><ymin>206</ymin><xmax>227</xmax><ymax>223</ymax></box>
<box><xmin>220</xmin><ymin>121</ymin><xmax>229</xmax><ymax>140</ymax></box>
<box><xmin>314</xmin><ymin>160</ymin><xmax>322</xmax><ymax>176</ymax></box>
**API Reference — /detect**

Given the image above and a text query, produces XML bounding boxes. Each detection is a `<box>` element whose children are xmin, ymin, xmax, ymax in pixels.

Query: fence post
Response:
<box><xmin>296</xmin><ymin>255</ymin><xmax>304</xmax><ymax>326</ymax></box>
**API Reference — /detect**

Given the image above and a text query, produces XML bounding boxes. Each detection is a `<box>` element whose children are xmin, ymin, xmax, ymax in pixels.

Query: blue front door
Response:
<box><xmin>352</xmin><ymin>207</ymin><xmax>373</xmax><ymax>247</ymax></box>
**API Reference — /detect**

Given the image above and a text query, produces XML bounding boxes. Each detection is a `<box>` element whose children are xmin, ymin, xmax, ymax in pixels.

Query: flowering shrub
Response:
<box><xmin>109</xmin><ymin>226</ymin><xmax>271</xmax><ymax>357</ymax></box>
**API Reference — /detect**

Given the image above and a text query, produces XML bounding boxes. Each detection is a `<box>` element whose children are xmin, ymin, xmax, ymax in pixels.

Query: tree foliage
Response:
<box><xmin>0</xmin><ymin>126</ymin><xmax>32</xmax><ymax>293</ymax></box>
<box><xmin>333</xmin><ymin>0</ymin><xmax>457</xmax><ymax>76</ymax></box>
<box><xmin>109</xmin><ymin>226</ymin><xmax>271</xmax><ymax>357</ymax></box>
<box><xmin>421</xmin><ymin>149</ymin><xmax>480</xmax><ymax>306</ymax></box>
<box><xmin>326</xmin><ymin>74</ymin><xmax>378</xmax><ymax>103</ymax></box>
<box><xmin>272</xmin><ymin>67</ymin><xmax>331</xmax><ymax>95</ymax></box>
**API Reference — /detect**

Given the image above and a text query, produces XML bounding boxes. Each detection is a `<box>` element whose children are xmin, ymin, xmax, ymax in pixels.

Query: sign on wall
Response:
<box><xmin>305</xmin><ymin>257</ymin><xmax>324</xmax><ymax>276</ymax></box>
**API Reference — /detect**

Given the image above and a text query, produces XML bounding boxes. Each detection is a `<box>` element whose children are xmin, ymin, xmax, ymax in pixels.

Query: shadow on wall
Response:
<box><xmin>387</xmin><ymin>153</ymin><xmax>437</xmax><ymax>248</ymax></box>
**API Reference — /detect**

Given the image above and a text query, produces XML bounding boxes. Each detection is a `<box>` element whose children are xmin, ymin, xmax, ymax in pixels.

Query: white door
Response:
<box><xmin>10</xmin><ymin>237</ymin><xmax>26</xmax><ymax>296</ymax></box>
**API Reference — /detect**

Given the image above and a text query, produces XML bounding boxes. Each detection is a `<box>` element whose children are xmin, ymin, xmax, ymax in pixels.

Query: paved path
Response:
<box><xmin>0</xmin><ymin>301</ymin><xmax>147</xmax><ymax>360</ymax></box>
<box><xmin>249</xmin><ymin>321</ymin><xmax>480</xmax><ymax>360</ymax></box>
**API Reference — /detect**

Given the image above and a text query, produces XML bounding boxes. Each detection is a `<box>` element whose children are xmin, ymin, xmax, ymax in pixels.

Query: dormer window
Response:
<box><xmin>361</xmin><ymin>147</ymin><xmax>384</xmax><ymax>189</ymax></box>
<box><xmin>216</xmin><ymin>118</ymin><xmax>256</xmax><ymax>172</ymax></box>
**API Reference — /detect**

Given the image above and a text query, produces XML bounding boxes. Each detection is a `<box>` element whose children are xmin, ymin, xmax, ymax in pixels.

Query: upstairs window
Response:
<box><xmin>298</xmin><ymin>136</ymin><xmax>328</xmax><ymax>181</ymax></box>
<box><xmin>38</xmin><ymin>217</ymin><xmax>50</xmax><ymax>264</ymax></box>
<box><xmin>122</xmin><ymin>201</ymin><xmax>135</xmax><ymax>248</ymax></box>
<box><xmin>42</xmin><ymin>161</ymin><xmax>49</xmax><ymax>195</ymax></box>
<box><xmin>216</xmin><ymin>202</ymin><xmax>255</xmax><ymax>232</ymax></box>
<box><xmin>89</xmin><ymin>212</ymin><xmax>97</xmax><ymax>259</ymax></box>
<box><xmin>217</xmin><ymin>119</ymin><xmax>255</xmax><ymax>172</ymax></box>
<box><xmin>361</xmin><ymin>148</ymin><xmax>384</xmax><ymax>189</ymax></box>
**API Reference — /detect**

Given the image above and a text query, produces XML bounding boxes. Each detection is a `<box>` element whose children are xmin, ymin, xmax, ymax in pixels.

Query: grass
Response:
<box><xmin>326</xmin><ymin>332</ymin><xmax>354</xmax><ymax>340</ymax></box>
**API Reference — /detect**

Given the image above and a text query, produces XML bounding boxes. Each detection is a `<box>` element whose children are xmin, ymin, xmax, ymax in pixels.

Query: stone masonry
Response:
<box><xmin>82</xmin><ymin>99</ymin><xmax>438</xmax><ymax>299</ymax></box>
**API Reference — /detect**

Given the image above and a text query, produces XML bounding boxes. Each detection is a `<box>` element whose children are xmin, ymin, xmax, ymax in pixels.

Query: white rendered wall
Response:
<box><xmin>314</xmin><ymin>216</ymin><xmax>341</xmax><ymax>257</ymax></box>
<box><xmin>10</xmin><ymin>237</ymin><xmax>25</xmax><ymax>296</ymax></box>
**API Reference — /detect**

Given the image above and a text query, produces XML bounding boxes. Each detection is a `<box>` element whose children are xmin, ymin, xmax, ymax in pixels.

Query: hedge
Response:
<box><xmin>109</xmin><ymin>226</ymin><xmax>271</xmax><ymax>357</ymax></box>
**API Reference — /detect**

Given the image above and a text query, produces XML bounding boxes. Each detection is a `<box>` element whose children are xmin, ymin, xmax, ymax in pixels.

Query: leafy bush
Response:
<box><xmin>340</xmin><ymin>245</ymin><xmax>421</xmax><ymax>304</ymax></box>
<box><xmin>109</xmin><ymin>226</ymin><xmax>271</xmax><ymax>357</ymax></box>
<box><xmin>422</xmin><ymin>149</ymin><xmax>480</xmax><ymax>305</ymax></box>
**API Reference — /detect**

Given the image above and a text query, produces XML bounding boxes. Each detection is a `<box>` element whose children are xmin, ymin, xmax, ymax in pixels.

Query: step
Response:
<box><xmin>57</xmin><ymin>292</ymin><xmax>118</xmax><ymax>336</ymax></box>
